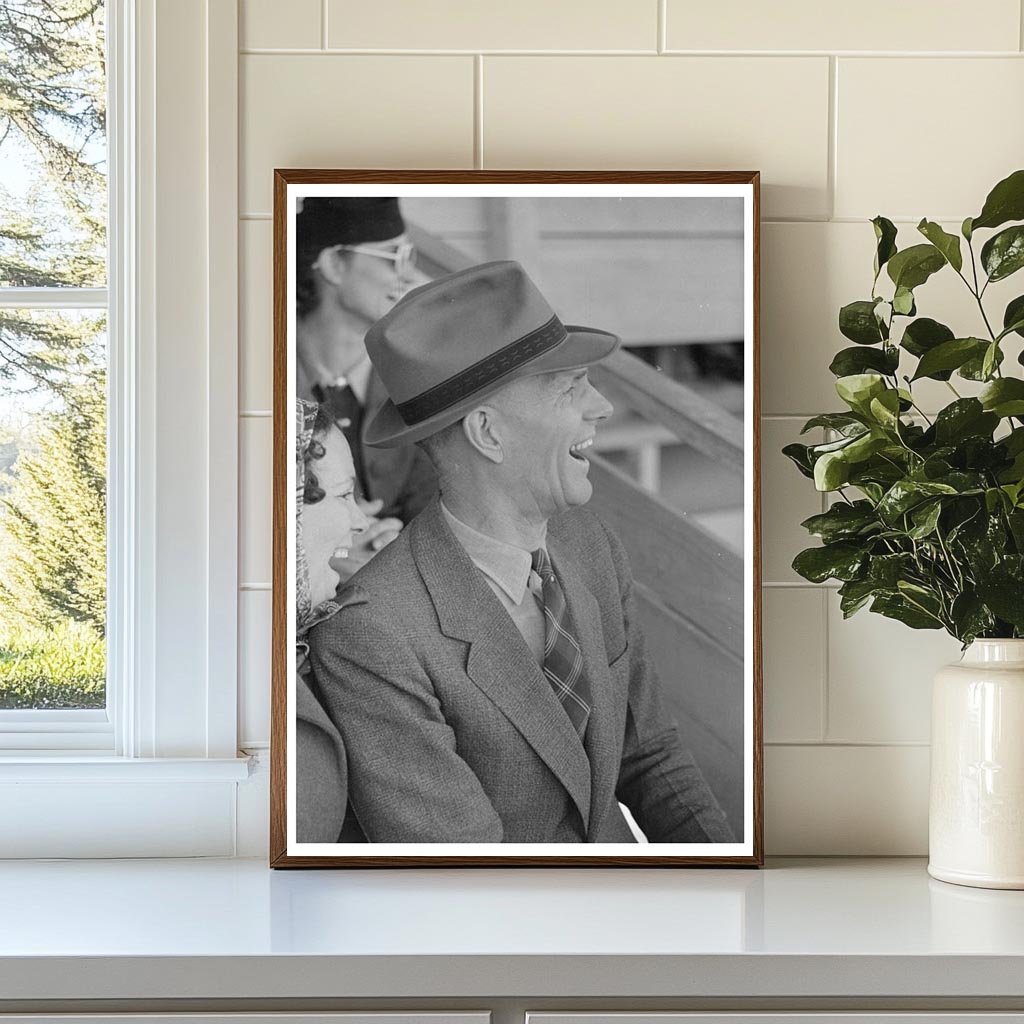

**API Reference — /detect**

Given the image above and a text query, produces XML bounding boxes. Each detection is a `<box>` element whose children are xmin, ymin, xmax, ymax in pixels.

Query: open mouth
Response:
<box><xmin>569</xmin><ymin>437</ymin><xmax>594</xmax><ymax>463</ymax></box>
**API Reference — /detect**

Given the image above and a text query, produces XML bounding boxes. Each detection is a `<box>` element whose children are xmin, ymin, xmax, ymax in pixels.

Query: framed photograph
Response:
<box><xmin>271</xmin><ymin>170</ymin><xmax>762</xmax><ymax>867</ymax></box>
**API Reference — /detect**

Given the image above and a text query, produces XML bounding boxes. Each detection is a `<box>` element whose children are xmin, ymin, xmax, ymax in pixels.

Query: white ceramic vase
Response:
<box><xmin>929</xmin><ymin>639</ymin><xmax>1024</xmax><ymax>889</ymax></box>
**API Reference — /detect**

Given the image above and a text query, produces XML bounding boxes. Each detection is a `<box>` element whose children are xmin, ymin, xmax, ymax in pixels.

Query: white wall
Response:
<box><xmin>234</xmin><ymin>0</ymin><xmax>1024</xmax><ymax>855</ymax></box>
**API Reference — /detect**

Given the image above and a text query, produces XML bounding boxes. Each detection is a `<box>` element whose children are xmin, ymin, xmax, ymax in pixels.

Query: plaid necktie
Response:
<box><xmin>531</xmin><ymin>547</ymin><xmax>591</xmax><ymax>739</ymax></box>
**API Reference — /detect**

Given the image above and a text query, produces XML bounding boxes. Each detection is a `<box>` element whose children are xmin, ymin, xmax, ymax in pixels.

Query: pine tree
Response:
<box><xmin>0</xmin><ymin>0</ymin><xmax>106</xmax><ymax>398</ymax></box>
<box><xmin>0</xmin><ymin>372</ymin><xmax>105</xmax><ymax>632</ymax></box>
<box><xmin>0</xmin><ymin>0</ymin><xmax>107</xmax><ymax>671</ymax></box>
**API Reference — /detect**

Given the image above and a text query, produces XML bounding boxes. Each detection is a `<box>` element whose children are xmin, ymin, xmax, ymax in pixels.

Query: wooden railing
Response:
<box><xmin>410</xmin><ymin>225</ymin><xmax>747</xmax><ymax>836</ymax></box>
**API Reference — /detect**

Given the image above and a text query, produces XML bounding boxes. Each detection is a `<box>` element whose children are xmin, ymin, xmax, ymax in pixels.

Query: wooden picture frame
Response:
<box><xmin>271</xmin><ymin>170</ymin><xmax>763</xmax><ymax>867</ymax></box>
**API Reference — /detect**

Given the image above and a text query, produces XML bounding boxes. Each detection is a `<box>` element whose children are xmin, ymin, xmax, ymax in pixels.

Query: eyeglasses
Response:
<box><xmin>316</xmin><ymin>241</ymin><xmax>417</xmax><ymax>277</ymax></box>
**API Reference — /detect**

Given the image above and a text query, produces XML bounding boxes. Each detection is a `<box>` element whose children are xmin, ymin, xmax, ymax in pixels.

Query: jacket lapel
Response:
<box><xmin>411</xmin><ymin>503</ymin><xmax>592</xmax><ymax>829</ymax></box>
<box><xmin>547</xmin><ymin>532</ymin><xmax>617</xmax><ymax>840</ymax></box>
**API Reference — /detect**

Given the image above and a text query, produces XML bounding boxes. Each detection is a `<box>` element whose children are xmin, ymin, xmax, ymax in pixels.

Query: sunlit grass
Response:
<box><xmin>0</xmin><ymin>619</ymin><xmax>105</xmax><ymax>709</ymax></box>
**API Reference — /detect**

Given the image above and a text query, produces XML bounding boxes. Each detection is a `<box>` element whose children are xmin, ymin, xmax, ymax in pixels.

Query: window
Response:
<box><xmin>0</xmin><ymin>0</ymin><xmax>110</xmax><ymax>747</ymax></box>
<box><xmin>0</xmin><ymin>0</ymin><xmax>246</xmax><ymax>857</ymax></box>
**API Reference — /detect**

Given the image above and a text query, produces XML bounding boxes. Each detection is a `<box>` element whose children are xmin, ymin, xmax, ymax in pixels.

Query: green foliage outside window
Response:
<box><xmin>0</xmin><ymin>1</ymin><xmax>107</xmax><ymax>708</ymax></box>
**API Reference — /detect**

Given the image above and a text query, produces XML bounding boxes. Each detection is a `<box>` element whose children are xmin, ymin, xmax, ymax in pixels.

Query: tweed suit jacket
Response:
<box><xmin>308</xmin><ymin>499</ymin><xmax>734</xmax><ymax>844</ymax></box>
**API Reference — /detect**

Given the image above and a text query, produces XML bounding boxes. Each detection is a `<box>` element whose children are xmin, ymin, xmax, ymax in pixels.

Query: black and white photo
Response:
<box><xmin>272</xmin><ymin>172</ymin><xmax>762</xmax><ymax>866</ymax></box>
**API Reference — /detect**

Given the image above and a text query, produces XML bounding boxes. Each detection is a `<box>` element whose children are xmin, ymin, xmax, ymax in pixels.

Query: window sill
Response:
<box><xmin>0</xmin><ymin>755</ymin><xmax>252</xmax><ymax>782</ymax></box>
<box><xmin>0</xmin><ymin>756</ymin><xmax>253</xmax><ymax>858</ymax></box>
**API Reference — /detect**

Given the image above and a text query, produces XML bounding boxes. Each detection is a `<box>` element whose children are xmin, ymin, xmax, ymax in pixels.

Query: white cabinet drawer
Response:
<box><xmin>528</xmin><ymin>1016</ymin><xmax>1024</xmax><ymax>1024</ymax></box>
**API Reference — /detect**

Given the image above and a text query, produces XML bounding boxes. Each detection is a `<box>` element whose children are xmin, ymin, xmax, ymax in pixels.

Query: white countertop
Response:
<box><xmin>1</xmin><ymin>857</ymin><xmax>1023</xmax><ymax>1002</ymax></box>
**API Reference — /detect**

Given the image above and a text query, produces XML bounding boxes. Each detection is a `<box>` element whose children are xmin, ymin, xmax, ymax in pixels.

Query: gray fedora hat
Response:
<box><xmin>363</xmin><ymin>260</ymin><xmax>620</xmax><ymax>448</ymax></box>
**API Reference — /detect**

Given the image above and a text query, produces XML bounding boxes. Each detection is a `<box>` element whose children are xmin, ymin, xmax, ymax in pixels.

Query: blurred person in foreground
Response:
<box><xmin>309</xmin><ymin>262</ymin><xmax>733</xmax><ymax>845</ymax></box>
<box><xmin>295</xmin><ymin>196</ymin><xmax>437</xmax><ymax>581</ymax></box>
<box><xmin>294</xmin><ymin>399</ymin><xmax>368</xmax><ymax>842</ymax></box>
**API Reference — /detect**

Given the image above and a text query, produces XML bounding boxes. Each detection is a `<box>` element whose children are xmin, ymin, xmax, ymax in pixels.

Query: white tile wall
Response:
<box><xmin>665</xmin><ymin>0</ymin><xmax>1021</xmax><ymax>53</ymax></box>
<box><xmin>835</xmin><ymin>58</ymin><xmax>1024</xmax><ymax>221</ymax></box>
<box><xmin>241</xmin><ymin>0</ymin><xmax>321</xmax><ymax>50</ymax></box>
<box><xmin>483</xmin><ymin>56</ymin><xmax>831</xmax><ymax>220</ymax></box>
<box><xmin>326</xmin><ymin>0</ymin><xmax>657</xmax><ymax>52</ymax></box>
<box><xmin>240</xmin><ymin>55</ymin><xmax>475</xmax><ymax>213</ymax></box>
<box><xmin>236</xmin><ymin>3</ymin><xmax>1024</xmax><ymax>854</ymax></box>
<box><xmin>239</xmin><ymin>219</ymin><xmax>273</xmax><ymax>412</ymax></box>
<box><xmin>762</xmin><ymin>589</ymin><xmax>825</xmax><ymax>743</ymax></box>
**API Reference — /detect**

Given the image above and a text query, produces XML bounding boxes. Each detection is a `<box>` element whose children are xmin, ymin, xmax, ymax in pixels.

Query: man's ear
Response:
<box><xmin>462</xmin><ymin>407</ymin><xmax>503</xmax><ymax>465</ymax></box>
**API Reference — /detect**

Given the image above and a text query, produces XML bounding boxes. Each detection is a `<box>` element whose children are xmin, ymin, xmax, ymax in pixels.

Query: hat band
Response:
<box><xmin>395</xmin><ymin>314</ymin><xmax>567</xmax><ymax>426</ymax></box>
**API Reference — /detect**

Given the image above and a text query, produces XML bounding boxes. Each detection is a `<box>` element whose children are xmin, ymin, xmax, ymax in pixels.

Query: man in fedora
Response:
<box><xmin>296</xmin><ymin>196</ymin><xmax>437</xmax><ymax>577</ymax></box>
<box><xmin>309</xmin><ymin>261</ymin><xmax>733</xmax><ymax>844</ymax></box>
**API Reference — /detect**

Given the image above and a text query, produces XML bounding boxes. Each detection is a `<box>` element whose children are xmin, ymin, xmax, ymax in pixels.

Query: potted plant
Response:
<box><xmin>785</xmin><ymin>169</ymin><xmax>1024</xmax><ymax>889</ymax></box>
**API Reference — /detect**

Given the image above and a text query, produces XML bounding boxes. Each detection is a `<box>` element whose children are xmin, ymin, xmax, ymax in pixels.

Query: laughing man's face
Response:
<box><xmin>490</xmin><ymin>368</ymin><xmax>613</xmax><ymax>520</ymax></box>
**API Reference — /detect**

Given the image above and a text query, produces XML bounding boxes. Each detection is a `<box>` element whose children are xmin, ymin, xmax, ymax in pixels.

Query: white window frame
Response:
<box><xmin>0</xmin><ymin>0</ymin><xmax>249</xmax><ymax>857</ymax></box>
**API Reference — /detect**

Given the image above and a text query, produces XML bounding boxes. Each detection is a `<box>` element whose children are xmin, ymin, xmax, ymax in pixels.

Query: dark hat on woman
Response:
<box><xmin>364</xmin><ymin>261</ymin><xmax>619</xmax><ymax>448</ymax></box>
<box><xmin>296</xmin><ymin>197</ymin><xmax>405</xmax><ymax>252</ymax></box>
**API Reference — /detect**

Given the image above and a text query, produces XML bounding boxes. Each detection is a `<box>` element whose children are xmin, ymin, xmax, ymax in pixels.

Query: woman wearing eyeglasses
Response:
<box><xmin>295</xmin><ymin>196</ymin><xmax>437</xmax><ymax>583</ymax></box>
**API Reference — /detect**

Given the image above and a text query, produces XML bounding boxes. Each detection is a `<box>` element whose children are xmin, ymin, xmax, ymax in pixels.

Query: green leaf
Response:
<box><xmin>868</xmin><ymin>389</ymin><xmax>902</xmax><ymax>430</ymax></box>
<box><xmin>829</xmin><ymin>345</ymin><xmax>899</xmax><ymax>378</ymax></box>
<box><xmin>835</xmin><ymin>373</ymin><xmax>887</xmax><ymax>414</ymax></box>
<box><xmin>838</xmin><ymin>578</ymin><xmax>883</xmax><ymax>618</ymax></box>
<box><xmin>917</xmin><ymin>219</ymin><xmax>963</xmax><ymax>272</ymax></box>
<box><xmin>839</xmin><ymin>300</ymin><xmax>887</xmax><ymax>345</ymax></box>
<box><xmin>908</xmin><ymin>500</ymin><xmax>943</xmax><ymax>539</ymax></box>
<box><xmin>911</xmin><ymin>338</ymin><xmax>988</xmax><ymax>381</ymax></box>
<box><xmin>800</xmin><ymin>413</ymin><xmax>866</xmax><ymax>435</ymax></box>
<box><xmin>871</xmin><ymin>594</ymin><xmax>943</xmax><ymax>630</ymax></box>
<box><xmin>868</xmin><ymin>552</ymin><xmax>915</xmax><ymax>587</ymax></box>
<box><xmin>846</xmin><ymin>432</ymin><xmax>888</xmax><ymax>463</ymax></box>
<box><xmin>962</xmin><ymin>216</ymin><xmax>974</xmax><ymax>241</ymax></box>
<box><xmin>872</xmin><ymin>216</ymin><xmax>898</xmax><ymax>277</ymax></box>
<box><xmin>877</xmin><ymin>479</ymin><xmax>958</xmax><ymax>524</ymax></box>
<box><xmin>900</xmin><ymin>317</ymin><xmax>954</xmax><ymax>359</ymax></box>
<box><xmin>1002</xmin><ymin>295</ymin><xmax>1024</xmax><ymax>340</ymax></box>
<box><xmin>892</xmin><ymin>286</ymin><xmax>916</xmax><ymax>316</ymax></box>
<box><xmin>950</xmin><ymin>593</ymin><xmax>995</xmax><ymax>644</ymax></box>
<box><xmin>814</xmin><ymin>450</ymin><xmax>851</xmax><ymax>491</ymax></box>
<box><xmin>792</xmin><ymin>543</ymin><xmax>866</xmax><ymax>584</ymax></box>
<box><xmin>979</xmin><ymin>378</ymin><xmax>1024</xmax><ymax>418</ymax></box>
<box><xmin>971</xmin><ymin>168</ymin><xmax>1024</xmax><ymax>232</ymax></box>
<box><xmin>782</xmin><ymin>442</ymin><xmax>815</xmax><ymax>479</ymax></box>
<box><xmin>959</xmin><ymin>344</ymin><xmax>1004</xmax><ymax>381</ymax></box>
<box><xmin>800</xmin><ymin>501</ymin><xmax>879</xmax><ymax>543</ymax></box>
<box><xmin>982</xmin><ymin>341</ymin><xmax>1001</xmax><ymax>381</ymax></box>
<box><xmin>887</xmin><ymin>243</ymin><xmax>946</xmax><ymax>291</ymax></box>
<box><xmin>933</xmin><ymin>399</ymin><xmax>999</xmax><ymax>445</ymax></box>
<box><xmin>976</xmin><ymin>577</ymin><xmax>1024</xmax><ymax>629</ymax></box>
<box><xmin>981</xmin><ymin>225</ymin><xmax>1024</xmax><ymax>283</ymax></box>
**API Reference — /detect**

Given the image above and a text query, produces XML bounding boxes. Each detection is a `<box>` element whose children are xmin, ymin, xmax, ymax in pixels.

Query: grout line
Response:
<box><xmin>239</xmin><ymin>47</ymin><xmax>661</xmax><ymax>56</ymax></box>
<box><xmin>240</xmin><ymin>583</ymin><xmax>271</xmax><ymax>591</ymax></box>
<box><xmin>321</xmin><ymin>0</ymin><xmax>328</xmax><ymax>50</ymax></box>
<box><xmin>1021</xmin><ymin>0</ymin><xmax>1024</xmax><ymax>52</ymax></box>
<box><xmin>240</xmin><ymin>410</ymin><xmax>272</xmax><ymax>418</ymax></box>
<box><xmin>238</xmin><ymin>47</ymin><xmax>1024</xmax><ymax>57</ymax></box>
<box><xmin>240</xmin><ymin>213</ymin><xmax>271</xmax><ymax>221</ymax></box>
<box><xmin>765</xmin><ymin>740</ymin><xmax>931</xmax><ymax>748</ymax></box>
<box><xmin>474</xmin><ymin>55</ymin><xmax>484</xmax><ymax>169</ymax></box>
<box><xmin>657</xmin><ymin>0</ymin><xmax>666</xmax><ymax>54</ymax></box>
<box><xmin>827</xmin><ymin>56</ymin><xmax>838</xmax><ymax>221</ymax></box>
